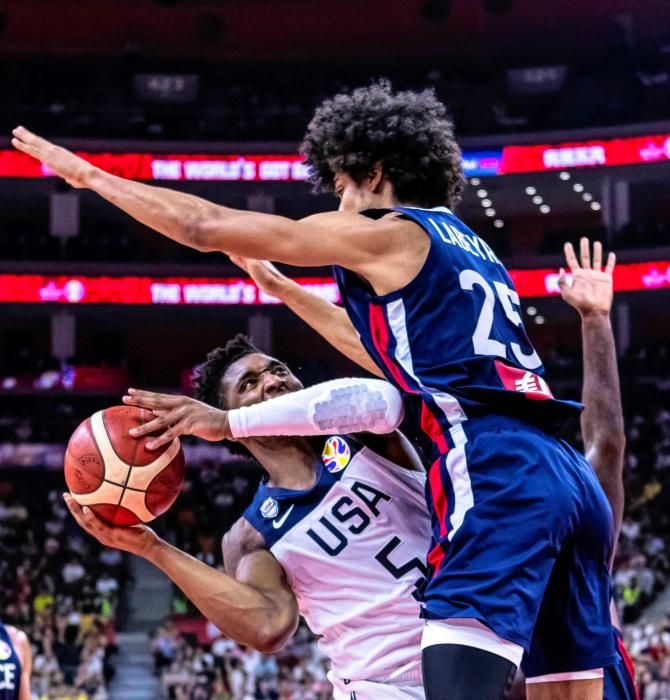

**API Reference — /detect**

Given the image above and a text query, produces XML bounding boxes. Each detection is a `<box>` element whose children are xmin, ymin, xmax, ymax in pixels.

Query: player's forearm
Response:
<box><xmin>275</xmin><ymin>276</ymin><xmax>383</xmax><ymax>376</ymax></box>
<box><xmin>228</xmin><ymin>376</ymin><xmax>404</xmax><ymax>438</ymax></box>
<box><xmin>580</xmin><ymin>312</ymin><xmax>625</xmax><ymax>463</ymax></box>
<box><xmin>143</xmin><ymin>538</ymin><xmax>293</xmax><ymax>651</ymax></box>
<box><xmin>85</xmin><ymin>168</ymin><xmax>228</xmax><ymax>251</ymax></box>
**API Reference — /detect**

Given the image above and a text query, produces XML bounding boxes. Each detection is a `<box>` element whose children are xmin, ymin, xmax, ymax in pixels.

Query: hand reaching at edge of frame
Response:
<box><xmin>559</xmin><ymin>237</ymin><xmax>616</xmax><ymax>317</ymax></box>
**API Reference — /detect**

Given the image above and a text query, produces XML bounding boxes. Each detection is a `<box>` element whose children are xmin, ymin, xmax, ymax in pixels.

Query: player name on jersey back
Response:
<box><xmin>244</xmin><ymin>437</ymin><xmax>430</xmax><ymax>683</ymax></box>
<box><xmin>425</xmin><ymin>212</ymin><xmax>501</xmax><ymax>266</ymax></box>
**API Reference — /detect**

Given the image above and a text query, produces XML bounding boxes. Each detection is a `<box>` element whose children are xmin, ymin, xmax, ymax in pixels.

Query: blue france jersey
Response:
<box><xmin>333</xmin><ymin>206</ymin><xmax>581</xmax><ymax>460</ymax></box>
<box><xmin>0</xmin><ymin>625</ymin><xmax>21</xmax><ymax>700</ymax></box>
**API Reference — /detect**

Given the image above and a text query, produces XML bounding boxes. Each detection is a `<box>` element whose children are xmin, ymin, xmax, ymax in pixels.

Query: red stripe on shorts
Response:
<box><xmin>429</xmin><ymin>457</ymin><xmax>449</xmax><ymax>539</ymax></box>
<box><xmin>617</xmin><ymin>635</ymin><xmax>640</xmax><ymax>700</ymax></box>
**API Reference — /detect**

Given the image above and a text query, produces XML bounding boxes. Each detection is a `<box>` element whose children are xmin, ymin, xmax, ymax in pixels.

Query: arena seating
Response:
<box><xmin>2</xmin><ymin>48</ymin><xmax>670</xmax><ymax>141</ymax></box>
<box><xmin>0</xmin><ymin>469</ymin><xmax>125</xmax><ymax>699</ymax></box>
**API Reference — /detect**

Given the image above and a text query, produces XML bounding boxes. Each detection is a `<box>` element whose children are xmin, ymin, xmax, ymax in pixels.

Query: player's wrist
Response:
<box><xmin>140</xmin><ymin>530</ymin><xmax>165</xmax><ymax>561</ymax></box>
<box><xmin>83</xmin><ymin>165</ymin><xmax>104</xmax><ymax>189</ymax></box>
<box><xmin>579</xmin><ymin>308</ymin><xmax>611</xmax><ymax>322</ymax></box>
<box><xmin>217</xmin><ymin>410</ymin><xmax>232</xmax><ymax>440</ymax></box>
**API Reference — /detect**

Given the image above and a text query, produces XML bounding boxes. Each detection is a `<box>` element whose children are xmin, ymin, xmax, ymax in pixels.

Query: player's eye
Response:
<box><xmin>273</xmin><ymin>366</ymin><xmax>289</xmax><ymax>376</ymax></box>
<box><xmin>239</xmin><ymin>378</ymin><xmax>257</xmax><ymax>392</ymax></box>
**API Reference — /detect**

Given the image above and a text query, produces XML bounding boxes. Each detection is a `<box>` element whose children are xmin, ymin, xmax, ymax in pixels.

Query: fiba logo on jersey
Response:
<box><xmin>322</xmin><ymin>437</ymin><xmax>351</xmax><ymax>473</ymax></box>
<box><xmin>0</xmin><ymin>641</ymin><xmax>11</xmax><ymax>662</ymax></box>
<box><xmin>260</xmin><ymin>497</ymin><xmax>279</xmax><ymax>519</ymax></box>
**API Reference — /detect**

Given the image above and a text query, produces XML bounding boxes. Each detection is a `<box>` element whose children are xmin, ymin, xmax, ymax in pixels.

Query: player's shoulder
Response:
<box><xmin>301</xmin><ymin>210</ymin><xmax>419</xmax><ymax>242</ymax></box>
<box><xmin>4</xmin><ymin>625</ymin><xmax>29</xmax><ymax>656</ymax></box>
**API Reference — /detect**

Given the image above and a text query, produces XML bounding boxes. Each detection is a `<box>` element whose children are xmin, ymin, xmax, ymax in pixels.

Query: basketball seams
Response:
<box><xmin>90</xmin><ymin>411</ymin><xmax>132</xmax><ymax>484</ymax></box>
<box><xmin>101</xmin><ymin>407</ymin><xmax>141</xmax><ymax>467</ymax></box>
<box><xmin>64</xmin><ymin>416</ymin><xmax>106</xmax><ymax>495</ymax></box>
<box><xmin>87</xmin><ymin>415</ymin><xmax>124</xmax><ymax>522</ymax></box>
<box><xmin>115</xmin><ymin>408</ymin><xmax>143</xmax><ymax>514</ymax></box>
<box><xmin>126</xmin><ymin>438</ymin><xmax>182</xmax><ymax>491</ymax></box>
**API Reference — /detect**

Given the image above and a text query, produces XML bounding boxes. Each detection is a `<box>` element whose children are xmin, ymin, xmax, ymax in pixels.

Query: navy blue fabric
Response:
<box><xmin>421</xmin><ymin>415</ymin><xmax>616</xmax><ymax>674</ymax></box>
<box><xmin>0</xmin><ymin>624</ymin><xmax>21</xmax><ymax>700</ymax></box>
<box><xmin>243</xmin><ymin>437</ymin><xmax>364</xmax><ymax>548</ymax></box>
<box><xmin>333</xmin><ymin>206</ymin><xmax>581</xmax><ymax>461</ymax></box>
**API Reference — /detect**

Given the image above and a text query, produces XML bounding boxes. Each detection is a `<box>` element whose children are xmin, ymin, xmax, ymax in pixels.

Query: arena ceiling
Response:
<box><xmin>1</xmin><ymin>0</ymin><xmax>667</xmax><ymax>61</ymax></box>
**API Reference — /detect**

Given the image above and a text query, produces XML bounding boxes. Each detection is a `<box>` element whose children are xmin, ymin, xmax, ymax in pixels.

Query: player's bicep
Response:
<box><xmin>195</xmin><ymin>210</ymin><xmax>379</xmax><ymax>269</ymax></box>
<box><xmin>222</xmin><ymin>524</ymin><xmax>298</xmax><ymax>616</ymax></box>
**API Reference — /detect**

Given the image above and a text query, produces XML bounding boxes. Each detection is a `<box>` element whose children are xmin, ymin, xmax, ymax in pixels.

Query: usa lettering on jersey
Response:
<box><xmin>305</xmin><ymin>479</ymin><xmax>427</xmax><ymax>599</ymax></box>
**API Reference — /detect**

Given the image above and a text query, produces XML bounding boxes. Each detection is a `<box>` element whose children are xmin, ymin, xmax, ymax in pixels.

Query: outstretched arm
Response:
<box><xmin>232</xmin><ymin>257</ymin><xmax>383</xmax><ymax>377</ymax></box>
<box><xmin>124</xmin><ymin>376</ymin><xmax>405</xmax><ymax>448</ymax></box>
<box><xmin>64</xmin><ymin>495</ymin><xmax>298</xmax><ymax>652</ymax></box>
<box><xmin>559</xmin><ymin>238</ymin><xmax>625</xmax><ymax>540</ymax></box>
<box><xmin>11</xmin><ymin>127</ymin><xmax>391</xmax><ymax>270</ymax></box>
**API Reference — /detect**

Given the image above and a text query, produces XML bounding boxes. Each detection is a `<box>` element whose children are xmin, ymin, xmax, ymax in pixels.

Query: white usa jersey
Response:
<box><xmin>243</xmin><ymin>436</ymin><xmax>430</xmax><ymax>683</ymax></box>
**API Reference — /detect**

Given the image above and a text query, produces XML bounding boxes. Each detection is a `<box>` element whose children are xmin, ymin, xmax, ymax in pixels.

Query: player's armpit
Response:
<box><xmin>355</xmin><ymin>430</ymin><xmax>425</xmax><ymax>472</ymax></box>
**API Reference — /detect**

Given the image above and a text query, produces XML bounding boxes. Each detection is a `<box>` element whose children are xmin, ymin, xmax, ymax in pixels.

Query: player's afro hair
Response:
<box><xmin>301</xmin><ymin>79</ymin><xmax>465</xmax><ymax>209</ymax></box>
<box><xmin>194</xmin><ymin>334</ymin><xmax>261</xmax><ymax>457</ymax></box>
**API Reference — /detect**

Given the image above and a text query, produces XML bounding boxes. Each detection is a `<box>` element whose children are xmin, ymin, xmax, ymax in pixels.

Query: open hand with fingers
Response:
<box><xmin>559</xmin><ymin>237</ymin><xmax>616</xmax><ymax>317</ymax></box>
<box><xmin>11</xmin><ymin>126</ymin><xmax>97</xmax><ymax>188</ymax></box>
<box><xmin>123</xmin><ymin>388</ymin><xmax>232</xmax><ymax>450</ymax></box>
<box><xmin>63</xmin><ymin>493</ymin><xmax>157</xmax><ymax>557</ymax></box>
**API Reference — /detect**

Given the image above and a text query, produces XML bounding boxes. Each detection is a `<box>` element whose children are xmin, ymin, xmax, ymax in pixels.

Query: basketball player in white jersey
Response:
<box><xmin>65</xmin><ymin>335</ymin><xmax>430</xmax><ymax>699</ymax></box>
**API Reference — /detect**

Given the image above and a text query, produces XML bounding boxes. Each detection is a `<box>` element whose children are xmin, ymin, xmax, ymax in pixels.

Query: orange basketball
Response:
<box><xmin>64</xmin><ymin>405</ymin><xmax>185</xmax><ymax>526</ymax></box>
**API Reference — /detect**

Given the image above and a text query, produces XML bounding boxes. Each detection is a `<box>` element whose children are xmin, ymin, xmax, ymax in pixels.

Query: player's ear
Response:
<box><xmin>367</xmin><ymin>162</ymin><xmax>384</xmax><ymax>193</ymax></box>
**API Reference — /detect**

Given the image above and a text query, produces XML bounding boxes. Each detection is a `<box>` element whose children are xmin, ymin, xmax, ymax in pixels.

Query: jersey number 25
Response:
<box><xmin>459</xmin><ymin>269</ymin><xmax>541</xmax><ymax>370</ymax></box>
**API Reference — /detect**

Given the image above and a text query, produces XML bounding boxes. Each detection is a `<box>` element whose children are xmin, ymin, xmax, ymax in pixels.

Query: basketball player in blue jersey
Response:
<box><xmin>14</xmin><ymin>82</ymin><xmax>615</xmax><ymax>698</ymax></box>
<box><xmin>0</xmin><ymin>623</ymin><xmax>32</xmax><ymax>700</ymax></box>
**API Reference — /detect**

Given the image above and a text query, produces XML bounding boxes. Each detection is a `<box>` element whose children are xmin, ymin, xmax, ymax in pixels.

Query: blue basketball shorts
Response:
<box><xmin>421</xmin><ymin>414</ymin><xmax>617</xmax><ymax>676</ymax></box>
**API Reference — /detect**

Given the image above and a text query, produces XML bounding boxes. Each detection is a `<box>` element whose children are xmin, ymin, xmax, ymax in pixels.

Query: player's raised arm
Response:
<box><xmin>231</xmin><ymin>257</ymin><xmax>383</xmax><ymax>377</ymax></box>
<box><xmin>11</xmin><ymin>127</ymin><xmax>392</xmax><ymax>270</ymax></box>
<box><xmin>559</xmin><ymin>238</ymin><xmax>625</xmax><ymax>537</ymax></box>
<box><xmin>124</xmin><ymin>376</ymin><xmax>404</xmax><ymax>448</ymax></box>
<box><xmin>64</xmin><ymin>494</ymin><xmax>298</xmax><ymax>653</ymax></box>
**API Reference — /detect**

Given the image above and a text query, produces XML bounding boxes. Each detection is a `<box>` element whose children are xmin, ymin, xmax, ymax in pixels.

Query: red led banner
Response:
<box><xmin>0</xmin><ymin>151</ymin><xmax>308</xmax><ymax>182</ymax></box>
<box><xmin>0</xmin><ymin>261</ymin><xmax>667</xmax><ymax>305</ymax></box>
<box><xmin>0</xmin><ymin>275</ymin><xmax>340</xmax><ymax>305</ymax></box>
<box><xmin>1</xmin><ymin>129</ymin><xmax>669</xmax><ymax>181</ymax></box>
<box><xmin>500</xmin><ymin>133</ymin><xmax>670</xmax><ymax>174</ymax></box>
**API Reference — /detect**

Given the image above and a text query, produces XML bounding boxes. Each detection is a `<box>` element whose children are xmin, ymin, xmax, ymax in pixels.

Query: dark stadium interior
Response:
<box><xmin>0</xmin><ymin>0</ymin><xmax>669</xmax><ymax>698</ymax></box>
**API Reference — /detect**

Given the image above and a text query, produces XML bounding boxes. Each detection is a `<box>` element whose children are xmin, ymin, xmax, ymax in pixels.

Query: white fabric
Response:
<box><xmin>525</xmin><ymin>669</ymin><xmax>604</xmax><ymax>683</ymax></box>
<box><xmin>330</xmin><ymin>674</ymin><xmax>425</xmax><ymax>700</ymax></box>
<box><xmin>268</xmin><ymin>444</ymin><xmax>429</xmax><ymax>683</ymax></box>
<box><xmin>385</xmin><ymin>297</ymin><xmax>466</xmax><ymax>426</ymax></box>
<box><xmin>421</xmin><ymin>618</ymin><xmax>524</xmax><ymax>667</ymax></box>
<box><xmin>227</xmin><ymin>377</ymin><xmax>404</xmax><ymax>438</ymax></box>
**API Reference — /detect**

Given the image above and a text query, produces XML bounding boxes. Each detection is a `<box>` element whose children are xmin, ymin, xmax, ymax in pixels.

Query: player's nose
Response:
<box><xmin>262</xmin><ymin>374</ymin><xmax>287</xmax><ymax>397</ymax></box>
